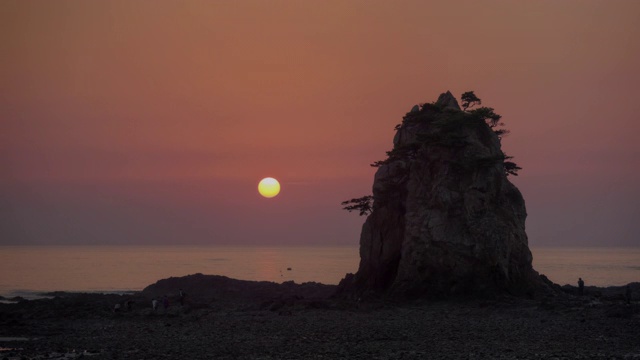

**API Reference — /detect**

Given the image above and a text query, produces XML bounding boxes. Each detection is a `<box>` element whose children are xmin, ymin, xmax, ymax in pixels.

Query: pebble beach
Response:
<box><xmin>1</xmin><ymin>277</ymin><xmax>639</xmax><ymax>359</ymax></box>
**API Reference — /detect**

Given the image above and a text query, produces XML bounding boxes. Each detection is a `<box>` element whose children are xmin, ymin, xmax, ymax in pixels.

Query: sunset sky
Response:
<box><xmin>2</xmin><ymin>0</ymin><xmax>639</xmax><ymax>247</ymax></box>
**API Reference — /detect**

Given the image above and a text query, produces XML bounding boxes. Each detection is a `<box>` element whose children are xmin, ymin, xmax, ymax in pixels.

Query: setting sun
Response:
<box><xmin>258</xmin><ymin>177</ymin><xmax>281</xmax><ymax>198</ymax></box>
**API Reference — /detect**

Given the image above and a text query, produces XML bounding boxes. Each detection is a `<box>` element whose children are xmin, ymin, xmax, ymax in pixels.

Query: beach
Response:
<box><xmin>1</xmin><ymin>276</ymin><xmax>639</xmax><ymax>359</ymax></box>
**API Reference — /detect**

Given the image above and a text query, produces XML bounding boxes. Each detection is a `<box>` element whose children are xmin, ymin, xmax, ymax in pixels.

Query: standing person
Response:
<box><xmin>163</xmin><ymin>295</ymin><xmax>169</xmax><ymax>310</ymax></box>
<box><xmin>179</xmin><ymin>289</ymin><xmax>185</xmax><ymax>306</ymax></box>
<box><xmin>152</xmin><ymin>298</ymin><xmax>158</xmax><ymax>311</ymax></box>
<box><xmin>578</xmin><ymin>278</ymin><xmax>585</xmax><ymax>296</ymax></box>
<box><xmin>625</xmin><ymin>285</ymin><xmax>632</xmax><ymax>305</ymax></box>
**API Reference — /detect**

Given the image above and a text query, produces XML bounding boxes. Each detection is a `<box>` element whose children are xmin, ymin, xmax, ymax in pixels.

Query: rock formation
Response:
<box><xmin>142</xmin><ymin>273</ymin><xmax>336</xmax><ymax>303</ymax></box>
<box><xmin>340</xmin><ymin>91</ymin><xmax>541</xmax><ymax>298</ymax></box>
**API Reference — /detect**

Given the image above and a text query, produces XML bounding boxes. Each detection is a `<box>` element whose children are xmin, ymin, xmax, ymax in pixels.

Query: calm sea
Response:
<box><xmin>0</xmin><ymin>246</ymin><xmax>638</xmax><ymax>299</ymax></box>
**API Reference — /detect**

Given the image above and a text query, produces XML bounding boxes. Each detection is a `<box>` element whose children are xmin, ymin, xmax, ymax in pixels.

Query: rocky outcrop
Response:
<box><xmin>341</xmin><ymin>91</ymin><xmax>541</xmax><ymax>298</ymax></box>
<box><xmin>142</xmin><ymin>273</ymin><xmax>336</xmax><ymax>302</ymax></box>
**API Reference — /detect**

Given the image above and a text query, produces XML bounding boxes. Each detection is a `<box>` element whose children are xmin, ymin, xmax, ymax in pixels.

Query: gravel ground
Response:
<box><xmin>1</xmin><ymin>296</ymin><xmax>639</xmax><ymax>359</ymax></box>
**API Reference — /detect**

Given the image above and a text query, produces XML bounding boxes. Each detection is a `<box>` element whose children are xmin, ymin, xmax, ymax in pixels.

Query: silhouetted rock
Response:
<box><xmin>435</xmin><ymin>90</ymin><xmax>461</xmax><ymax>110</ymax></box>
<box><xmin>141</xmin><ymin>273</ymin><xmax>336</xmax><ymax>303</ymax></box>
<box><xmin>341</xmin><ymin>91</ymin><xmax>542</xmax><ymax>298</ymax></box>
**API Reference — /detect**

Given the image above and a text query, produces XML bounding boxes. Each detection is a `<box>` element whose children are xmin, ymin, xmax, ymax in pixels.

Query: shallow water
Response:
<box><xmin>531</xmin><ymin>247</ymin><xmax>640</xmax><ymax>287</ymax></box>
<box><xmin>0</xmin><ymin>245</ymin><xmax>637</xmax><ymax>298</ymax></box>
<box><xmin>0</xmin><ymin>246</ymin><xmax>358</xmax><ymax>298</ymax></box>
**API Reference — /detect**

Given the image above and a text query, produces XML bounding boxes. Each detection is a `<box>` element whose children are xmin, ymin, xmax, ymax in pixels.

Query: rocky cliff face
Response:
<box><xmin>342</xmin><ymin>91</ymin><xmax>541</xmax><ymax>298</ymax></box>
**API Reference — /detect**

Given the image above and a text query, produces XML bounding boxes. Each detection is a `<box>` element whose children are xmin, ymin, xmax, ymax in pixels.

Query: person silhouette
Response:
<box><xmin>179</xmin><ymin>289</ymin><xmax>185</xmax><ymax>306</ymax></box>
<box><xmin>578</xmin><ymin>278</ymin><xmax>585</xmax><ymax>296</ymax></box>
<box><xmin>625</xmin><ymin>285</ymin><xmax>632</xmax><ymax>305</ymax></box>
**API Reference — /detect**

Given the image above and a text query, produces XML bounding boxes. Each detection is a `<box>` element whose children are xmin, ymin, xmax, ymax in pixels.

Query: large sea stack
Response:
<box><xmin>341</xmin><ymin>91</ymin><xmax>542</xmax><ymax>298</ymax></box>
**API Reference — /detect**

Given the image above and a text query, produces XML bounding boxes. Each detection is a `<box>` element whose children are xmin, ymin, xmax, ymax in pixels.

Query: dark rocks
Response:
<box><xmin>2</xmin><ymin>292</ymin><xmax>639</xmax><ymax>359</ymax></box>
<box><xmin>342</xmin><ymin>91</ymin><xmax>542</xmax><ymax>298</ymax></box>
<box><xmin>141</xmin><ymin>273</ymin><xmax>336</xmax><ymax>304</ymax></box>
<box><xmin>1</xmin><ymin>275</ymin><xmax>639</xmax><ymax>359</ymax></box>
<box><xmin>435</xmin><ymin>90</ymin><xmax>461</xmax><ymax>110</ymax></box>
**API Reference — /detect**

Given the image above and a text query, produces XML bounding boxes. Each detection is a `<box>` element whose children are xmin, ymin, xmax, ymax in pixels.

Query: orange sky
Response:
<box><xmin>1</xmin><ymin>0</ymin><xmax>639</xmax><ymax>246</ymax></box>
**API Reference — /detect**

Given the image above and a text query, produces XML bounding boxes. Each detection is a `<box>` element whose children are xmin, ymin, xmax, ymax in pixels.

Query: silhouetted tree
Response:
<box><xmin>341</xmin><ymin>196</ymin><xmax>374</xmax><ymax>216</ymax></box>
<box><xmin>468</xmin><ymin>104</ymin><xmax>513</xmax><ymax>140</ymax></box>
<box><xmin>461</xmin><ymin>91</ymin><xmax>481</xmax><ymax>110</ymax></box>
<box><xmin>503</xmin><ymin>154</ymin><xmax>522</xmax><ymax>176</ymax></box>
<box><xmin>468</xmin><ymin>106</ymin><xmax>502</xmax><ymax>128</ymax></box>
<box><xmin>370</xmin><ymin>144</ymin><xmax>420</xmax><ymax>168</ymax></box>
<box><xmin>493</xmin><ymin>128</ymin><xmax>511</xmax><ymax>139</ymax></box>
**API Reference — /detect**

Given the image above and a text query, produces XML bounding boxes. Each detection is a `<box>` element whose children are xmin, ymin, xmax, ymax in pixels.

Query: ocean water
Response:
<box><xmin>531</xmin><ymin>247</ymin><xmax>639</xmax><ymax>287</ymax></box>
<box><xmin>0</xmin><ymin>246</ymin><xmax>359</xmax><ymax>299</ymax></box>
<box><xmin>0</xmin><ymin>246</ymin><xmax>638</xmax><ymax>299</ymax></box>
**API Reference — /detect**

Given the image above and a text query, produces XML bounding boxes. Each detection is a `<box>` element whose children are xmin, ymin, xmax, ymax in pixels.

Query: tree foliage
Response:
<box><xmin>370</xmin><ymin>143</ymin><xmax>420</xmax><ymax>167</ymax></box>
<box><xmin>461</xmin><ymin>91</ymin><xmax>481</xmax><ymax>110</ymax></box>
<box><xmin>341</xmin><ymin>195</ymin><xmax>374</xmax><ymax>216</ymax></box>
<box><xmin>493</xmin><ymin>128</ymin><xmax>511</xmax><ymax>139</ymax></box>
<box><xmin>503</xmin><ymin>154</ymin><xmax>522</xmax><ymax>176</ymax></box>
<box><xmin>461</xmin><ymin>92</ymin><xmax>509</xmax><ymax>138</ymax></box>
<box><xmin>468</xmin><ymin>106</ymin><xmax>502</xmax><ymax>128</ymax></box>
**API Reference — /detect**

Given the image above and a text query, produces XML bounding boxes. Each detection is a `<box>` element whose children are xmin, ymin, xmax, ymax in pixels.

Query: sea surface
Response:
<box><xmin>0</xmin><ymin>246</ymin><xmax>638</xmax><ymax>299</ymax></box>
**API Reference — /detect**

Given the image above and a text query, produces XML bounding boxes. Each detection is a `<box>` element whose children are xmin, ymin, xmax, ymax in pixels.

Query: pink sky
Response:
<box><xmin>2</xmin><ymin>0</ymin><xmax>639</xmax><ymax>246</ymax></box>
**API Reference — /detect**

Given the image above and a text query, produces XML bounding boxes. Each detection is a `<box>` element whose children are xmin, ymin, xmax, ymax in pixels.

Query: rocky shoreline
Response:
<box><xmin>1</xmin><ymin>275</ymin><xmax>639</xmax><ymax>359</ymax></box>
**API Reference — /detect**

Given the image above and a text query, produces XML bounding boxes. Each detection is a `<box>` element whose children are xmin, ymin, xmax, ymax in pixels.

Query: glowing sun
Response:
<box><xmin>258</xmin><ymin>177</ymin><xmax>281</xmax><ymax>198</ymax></box>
